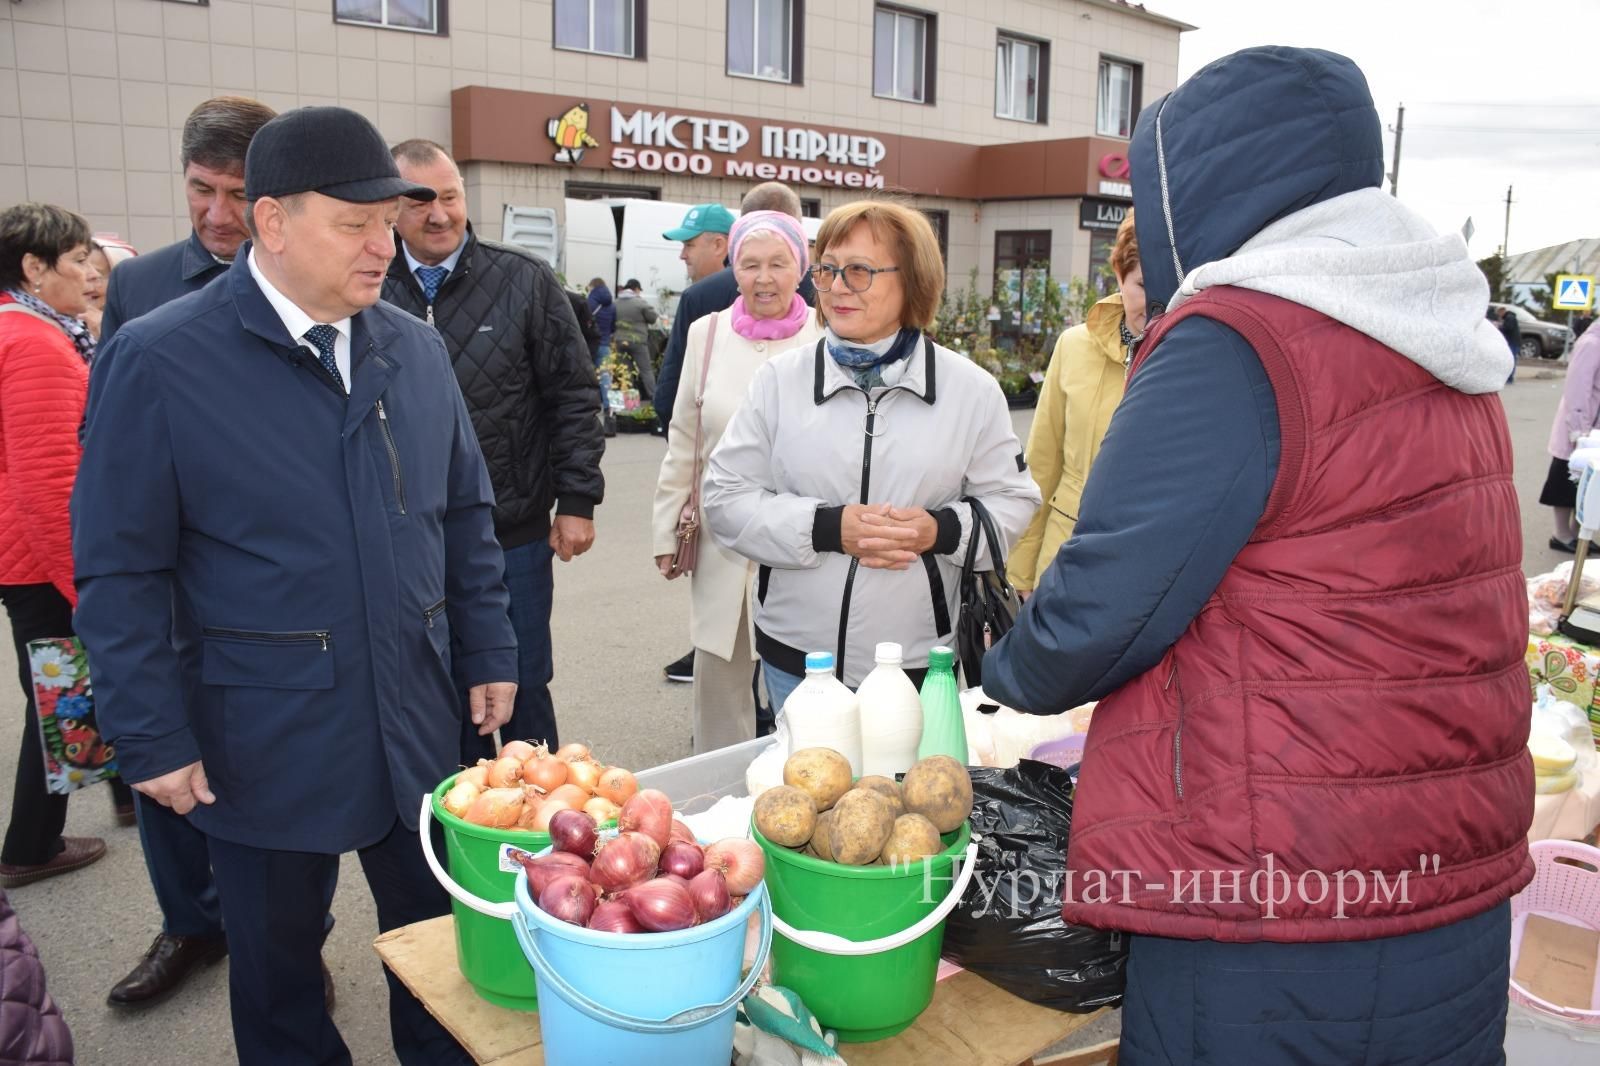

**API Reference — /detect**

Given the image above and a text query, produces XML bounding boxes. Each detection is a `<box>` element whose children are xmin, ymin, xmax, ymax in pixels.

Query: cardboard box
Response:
<box><xmin>1513</xmin><ymin>914</ymin><xmax>1600</xmax><ymax>1011</ymax></box>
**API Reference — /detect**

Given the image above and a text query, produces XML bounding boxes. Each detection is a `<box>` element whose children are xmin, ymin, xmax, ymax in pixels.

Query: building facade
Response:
<box><xmin>1</xmin><ymin>0</ymin><xmax>1186</xmax><ymax>300</ymax></box>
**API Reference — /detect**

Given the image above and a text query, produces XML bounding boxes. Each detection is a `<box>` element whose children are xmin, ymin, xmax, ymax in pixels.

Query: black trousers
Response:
<box><xmin>1</xmin><ymin>582</ymin><xmax>132</xmax><ymax>865</ymax></box>
<box><xmin>206</xmin><ymin>819</ymin><xmax>472</xmax><ymax>1066</ymax></box>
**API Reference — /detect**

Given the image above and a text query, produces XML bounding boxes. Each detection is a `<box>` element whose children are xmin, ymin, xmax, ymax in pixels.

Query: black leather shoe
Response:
<box><xmin>107</xmin><ymin>932</ymin><xmax>228</xmax><ymax>1009</ymax></box>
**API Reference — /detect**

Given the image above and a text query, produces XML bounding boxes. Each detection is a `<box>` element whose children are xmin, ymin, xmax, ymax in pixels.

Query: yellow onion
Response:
<box><xmin>464</xmin><ymin>787</ymin><xmax>524</xmax><ymax>828</ymax></box>
<box><xmin>459</xmin><ymin>763</ymin><xmax>490</xmax><ymax>789</ymax></box>
<box><xmin>486</xmin><ymin>756</ymin><xmax>524</xmax><ymax>789</ymax></box>
<box><xmin>596</xmin><ymin>767</ymin><xmax>639</xmax><ymax>807</ymax></box>
<box><xmin>442</xmin><ymin>780</ymin><xmax>481</xmax><ymax>819</ymax></box>
<box><xmin>499</xmin><ymin>739</ymin><xmax>539</xmax><ymax>762</ymax></box>
<box><xmin>567</xmin><ymin>759</ymin><xmax>604</xmax><ymax>795</ymax></box>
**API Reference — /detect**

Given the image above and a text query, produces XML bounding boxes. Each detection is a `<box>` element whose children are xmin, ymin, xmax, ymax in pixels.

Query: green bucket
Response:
<box><xmin>418</xmin><ymin>774</ymin><xmax>558</xmax><ymax>1011</ymax></box>
<box><xmin>754</xmin><ymin>822</ymin><xmax>977</xmax><ymax>1043</ymax></box>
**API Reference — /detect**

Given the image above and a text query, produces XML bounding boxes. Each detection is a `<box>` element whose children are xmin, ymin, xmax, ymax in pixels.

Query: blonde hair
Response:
<box><xmin>1110</xmin><ymin>209</ymin><xmax>1139</xmax><ymax>280</ymax></box>
<box><xmin>813</xmin><ymin>201</ymin><xmax>945</xmax><ymax>331</ymax></box>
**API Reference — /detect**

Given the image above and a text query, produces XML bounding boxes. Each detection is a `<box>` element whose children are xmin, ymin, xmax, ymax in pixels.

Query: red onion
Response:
<box><xmin>586</xmin><ymin>899</ymin><xmax>644</xmax><ymax>934</ymax></box>
<box><xmin>538</xmin><ymin>874</ymin><xmax>598</xmax><ymax>927</ymax></box>
<box><xmin>668</xmin><ymin>818</ymin><xmax>697</xmax><ymax>845</ymax></box>
<box><xmin>659</xmin><ymin>841</ymin><xmax>705</xmax><ymax>880</ymax></box>
<box><xmin>688</xmin><ymin>869</ymin><xmax>731</xmax><ymax>924</ymax></box>
<box><xmin>548</xmin><ymin>808</ymin><xmax>599</xmax><ymax>858</ymax></box>
<box><xmin>626</xmin><ymin>877</ymin><xmax>697</xmax><ymax>932</ymax></box>
<box><xmin>517</xmin><ymin>851</ymin><xmax>592</xmax><ymax>898</ymax></box>
<box><xmin>659</xmin><ymin>873</ymin><xmax>690</xmax><ymax>888</ymax></box>
<box><xmin>703</xmin><ymin>838</ymin><xmax>764</xmax><ymax>896</ymax></box>
<box><xmin>619</xmin><ymin>790</ymin><xmax>674</xmax><ymax>850</ymax></box>
<box><xmin>590</xmin><ymin>831</ymin><xmax>661</xmax><ymax>894</ymax></box>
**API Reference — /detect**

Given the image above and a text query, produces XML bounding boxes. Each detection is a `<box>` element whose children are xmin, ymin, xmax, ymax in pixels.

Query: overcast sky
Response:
<box><xmin>1146</xmin><ymin>0</ymin><xmax>1600</xmax><ymax>262</ymax></box>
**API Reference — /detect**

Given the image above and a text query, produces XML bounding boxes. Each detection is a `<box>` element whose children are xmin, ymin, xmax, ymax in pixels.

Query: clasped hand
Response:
<box><xmin>842</xmin><ymin>503</ymin><xmax>937</xmax><ymax>570</ymax></box>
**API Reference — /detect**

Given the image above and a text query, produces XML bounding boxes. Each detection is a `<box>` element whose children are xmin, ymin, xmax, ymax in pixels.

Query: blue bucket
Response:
<box><xmin>512</xmin><ymin>871</ymin><xmax>772</xmax><ymax>1066</ymax></box>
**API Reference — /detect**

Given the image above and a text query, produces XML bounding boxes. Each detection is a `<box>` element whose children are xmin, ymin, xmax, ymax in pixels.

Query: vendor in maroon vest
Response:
<box><xmin>983</xmin><ymin>46</ymin><xmax>1532</xmax><ymax>1066</ymax></box>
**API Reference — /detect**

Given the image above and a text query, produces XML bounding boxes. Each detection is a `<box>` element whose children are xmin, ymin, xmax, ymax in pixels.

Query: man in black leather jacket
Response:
<box><xmin>383</xmin><ymin>139</ymin><xmax>603</xmax><ymax>755</ymax></box>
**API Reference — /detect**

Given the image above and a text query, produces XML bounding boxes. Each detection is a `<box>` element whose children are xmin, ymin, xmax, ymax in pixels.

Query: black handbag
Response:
<box><xmin>956</xmin><ymin>495</ymin><xmax>1019</xmax><ymax>687</ymax></box>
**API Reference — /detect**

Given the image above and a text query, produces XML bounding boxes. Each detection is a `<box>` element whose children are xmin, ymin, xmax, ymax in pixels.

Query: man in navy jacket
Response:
<box><xmin>92</xmin><ymin>95</ymin><xmax>301</xmax><ymax>1015</ymax></box>
<box><xmin>72</xmin><ymin>107</ymin><xmax>516</xmax><ymax>1066</ymax></box>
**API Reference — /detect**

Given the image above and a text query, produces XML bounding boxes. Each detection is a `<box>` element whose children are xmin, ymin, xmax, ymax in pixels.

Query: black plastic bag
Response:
<box><xmin>942</xmin><ymin>759</ymin><xmax>1127</xmax><ymax>1012</ymax></box>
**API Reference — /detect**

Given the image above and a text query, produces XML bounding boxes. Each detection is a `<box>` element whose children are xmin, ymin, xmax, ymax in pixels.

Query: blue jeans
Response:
<box><xmin>763</xmin><ymin>663</ymin><xmax>804</xmax><ymax>715</ymax></box>
<box><xmin>503</xmin><ymin>538</ymin><xmax>558</xmax><ymax>749</ymax></box>
<box><xmin>595</xmin><ymin>340</ymin><xmax>612</xmax><ymax>412</ymax></box>
<box><xmin>458</xmin><ymin>538</ymin><xmax>558</xmax><ymax>760</ymax></box>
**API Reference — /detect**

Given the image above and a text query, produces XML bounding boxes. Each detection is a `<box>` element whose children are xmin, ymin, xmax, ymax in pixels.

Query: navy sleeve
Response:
<box><xmin>98</xmin><ymin>266</ymin><xmax>129</xmax><ymax>346</ymax></box>
<box><xmin>981</xmin><ymin>316</ymin><xmax>1281</xmax><ymax>714</ymax></box>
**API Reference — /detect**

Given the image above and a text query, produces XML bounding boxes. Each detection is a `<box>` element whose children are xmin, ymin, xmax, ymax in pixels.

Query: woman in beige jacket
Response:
<box><xmin>653</xmin><ymin>211</ymin><xmax>823</xmax><ymax>751</ymax></box>
<box><xmin>1008</xmin><ymin>211</ymin><xmax>1145</xmax><ymax>596</ymax></box>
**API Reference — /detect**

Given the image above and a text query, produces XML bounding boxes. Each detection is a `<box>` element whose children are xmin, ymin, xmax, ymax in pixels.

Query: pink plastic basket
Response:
<box><xmin>1509</xmin><ymin>840</ymin><xmax>1600</xmax><ymax>1025</ymax></box>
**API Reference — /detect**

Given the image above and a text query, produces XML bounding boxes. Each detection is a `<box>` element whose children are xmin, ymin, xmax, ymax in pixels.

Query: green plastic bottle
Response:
<box><xmin>916</xmin><ymin>646</ymin><xmax>967</xmax><ymax>763</ymax></box>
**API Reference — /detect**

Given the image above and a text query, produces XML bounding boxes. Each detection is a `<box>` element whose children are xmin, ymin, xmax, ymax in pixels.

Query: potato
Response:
<box><xmin>902</xmin><ymin>755</ymin><xmax>973</xmax><ymax>833</ymax></box>
<box><xmin>852</xmin><ymin>777</ymin><xmax>905</xmax><ymax>819</ymax></box>
<box><xmin>826</xmin><ymin>788</ymin><xmax>895</xmax><ymax>866</ymax></box>
<box><xmin>810</xmin><ymin>809</ymin><xmax>837</xmax><ymax>862</ymax></box>
<box><xmin>783</xmin><ymin>748</ymin><xmax>853</xmax><ymax>812</ymax></box>
<box><xmin>754</xmin><ymin>785</ymin><xmax>817</xmax><ymax>848</ymax></box>
<box><xmin>881</xmin><ymin>814</ymin><xmax>943</xmax><ymax>866</ymax></box>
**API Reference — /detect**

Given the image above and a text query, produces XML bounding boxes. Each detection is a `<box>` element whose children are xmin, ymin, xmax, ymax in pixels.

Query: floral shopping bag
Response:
<box><xmin>28</xmin><ymin>637</ymin><xmax>120</xmax><ymax>794</ymax></box>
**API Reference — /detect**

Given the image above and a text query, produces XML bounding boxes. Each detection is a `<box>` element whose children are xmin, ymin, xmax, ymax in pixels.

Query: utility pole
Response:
<box><xmin>1502</xmin><ymin>185</ymin><xmax>1513</xmax><ymax>259</ymax></box>
<box><xmin>1388</xmin><ymin>103</ymin><xmax>1404</xmax><ymax>197</ymax></box>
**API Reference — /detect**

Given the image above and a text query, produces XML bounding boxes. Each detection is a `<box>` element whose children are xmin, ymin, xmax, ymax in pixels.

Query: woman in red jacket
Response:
<box><xmin>0</xmin><ymin>203</ymin><xmax>128</xmax><ymax>889</ymax></box>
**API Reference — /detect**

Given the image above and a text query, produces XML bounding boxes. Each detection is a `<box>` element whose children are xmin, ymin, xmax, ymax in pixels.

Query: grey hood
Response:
<box><xmin>1167</xmin><ymin>187</ymin><xmax>1512</xmax><ymax>395</ymax></box>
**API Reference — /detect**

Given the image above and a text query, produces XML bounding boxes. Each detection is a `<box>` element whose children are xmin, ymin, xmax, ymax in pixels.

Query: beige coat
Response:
<box><xmin>1007</xmin><ymin>292</ymin><xmax>1130</xmax><ymax>592</ymax></box>
<box><xmin>653</xmin><ymin>311</ymin><xmax>824</xmax><ymax>661</ymax></box>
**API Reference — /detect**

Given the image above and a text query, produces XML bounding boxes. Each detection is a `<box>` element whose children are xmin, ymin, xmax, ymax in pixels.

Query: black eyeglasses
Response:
<box><xmin>809</xmin><ymin>263</ymin><xmax>900</xmax><ymax>293</ymax></box>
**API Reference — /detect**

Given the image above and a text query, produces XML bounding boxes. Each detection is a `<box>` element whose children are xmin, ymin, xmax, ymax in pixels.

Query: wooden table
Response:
<box><xmin>376</xmin><ymin>916</ymin><xmax>1108</xmax><ymax>1066</ymax></box>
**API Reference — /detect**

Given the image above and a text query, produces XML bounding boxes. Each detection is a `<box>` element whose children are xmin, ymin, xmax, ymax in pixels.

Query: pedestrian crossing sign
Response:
<box><xmin>1554</xmin><ymin>274</ymin><xmax>1595</xmax><ymax>311</ymax></box>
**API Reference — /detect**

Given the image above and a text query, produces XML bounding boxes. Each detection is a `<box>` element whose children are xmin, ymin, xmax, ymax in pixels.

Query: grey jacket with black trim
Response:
<box><xmin>702</xmin><ymin>335</ymin><xmax>1039</xmax><ymax>686</ymax></box>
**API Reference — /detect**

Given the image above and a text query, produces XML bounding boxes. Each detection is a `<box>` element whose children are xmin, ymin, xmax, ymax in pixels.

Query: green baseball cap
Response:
<box><xmin>663</xmin><ymin>203</ymin><xmax>736</xmax><ymax>241</ymax></box>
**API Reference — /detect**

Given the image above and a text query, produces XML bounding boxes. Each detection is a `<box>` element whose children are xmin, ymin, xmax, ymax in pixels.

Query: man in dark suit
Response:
<box><xmin>654</xmin><ymin>182</ymin><xmax>813</xmax><ymax>690</ymax></box>
<box><xmin>73</xmin><ymin>106</ymin><xmax>516</xmax><ymax>1066</ymax></box>
<box><xmin>93</xmin><ymin>96</ymin><xmax>325</xmax><ymax>1015</ymax></box>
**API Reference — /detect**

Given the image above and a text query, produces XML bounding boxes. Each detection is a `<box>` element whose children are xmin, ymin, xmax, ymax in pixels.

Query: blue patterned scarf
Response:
<box><xmin>4</xmin><ymin>288</ymin><xmax>95</xmax><ymax>364</ymax></box>
<box><xmin>826</xmin><ymin>327</ymin><xmax>923</xmax><ymax>390</ymax></box>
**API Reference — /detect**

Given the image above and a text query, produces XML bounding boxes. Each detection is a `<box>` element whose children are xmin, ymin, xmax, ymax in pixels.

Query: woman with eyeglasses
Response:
<box><xmin>704</xmin><ymin>201</ymin><xmax>1039</xmax><ymax>707</ymax></box>
<box><xmin>653</xmin><ymin>211</ymin><xmax>823</xmax><ymax>751</ymax></box>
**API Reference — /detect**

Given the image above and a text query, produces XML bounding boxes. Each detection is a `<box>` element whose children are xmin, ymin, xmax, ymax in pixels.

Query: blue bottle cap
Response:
<box><xmin>804</xmin><ymin>651</ymin><xmax>835</xmax><ymax>672</ymax></box>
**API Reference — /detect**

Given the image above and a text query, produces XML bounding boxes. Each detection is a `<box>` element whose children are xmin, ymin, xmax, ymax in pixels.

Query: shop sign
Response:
<box><xmin>1097</xmin><ymin>152</ymin><xmax>1132</xmax><ymax>198</ymax></box>
<box><xmin>545</xmin><ymin>101</ymin><xmax>890</xmax><ymax>189</ymax></box>
<box><xmin>1079</xmin><ymin>198</ymin><xmax>1129</xmax><ymax>232</ymax></box>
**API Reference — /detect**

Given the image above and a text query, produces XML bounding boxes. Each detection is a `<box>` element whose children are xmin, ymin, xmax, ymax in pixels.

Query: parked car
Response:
<box><xmin>1489</xmin><ymin>303</ymin><xmax>1574</xmax><ymax>360</ymax></box>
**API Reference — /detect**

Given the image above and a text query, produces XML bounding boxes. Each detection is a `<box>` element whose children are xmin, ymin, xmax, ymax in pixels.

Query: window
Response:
<box><xmin>873</xmin><ymin>5</ymin><xmax>935</xmax><ymax>105</ymax></box>
<box><xmin>1097</xmin><ymin>58</ymin><xmax>1142</xmax><ymax>138</ymax></box>
<box><xmin>334</xmin><ymin>0</ymin><xmax>441</xmax><ymax>34</ymax></box>
<box><xmin>800</xmin><ymin>197</ymin><xmax>822</xmax><ymax>218</ymax></box>
<box><xmin>555</xmin><ymin>0</ymin><xmax>645</xmax><ymax>59</ymax></box>
<box><xmin>995</xmin><ymin>34</ymin><xmax>1047</xmax><ymax>123</ymax></box>
<box><xmin>728</xmin><ymin>0</ymin><xmax>802</xmax><ymax>84</ymax></box>
<box><xmin>565</xmin><ymin>181</ymin><xmax>660</xmax><ymax>200</ymax></box>
<box><xmin>993</xmin><ymin>230</ymin><xmax>1052</xmax><ymax>347</ymax></box>
<box><xmin>921</xmin><ymin>208</ymin><xmax>949</xmax><ymax>263</ymax></box>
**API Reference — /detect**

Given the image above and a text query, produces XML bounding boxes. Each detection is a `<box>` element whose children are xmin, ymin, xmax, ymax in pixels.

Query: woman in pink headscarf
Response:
<box><xmin>652</xmin><ymin>210</ymin><xmax>823</xmax><ymax>752</ymax></box>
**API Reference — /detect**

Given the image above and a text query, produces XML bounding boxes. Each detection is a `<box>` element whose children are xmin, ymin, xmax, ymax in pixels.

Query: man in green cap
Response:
<box><xmin>664</xmin><ymin>202</ymin><xmax>736</xmax><ymax>285</ymax></box>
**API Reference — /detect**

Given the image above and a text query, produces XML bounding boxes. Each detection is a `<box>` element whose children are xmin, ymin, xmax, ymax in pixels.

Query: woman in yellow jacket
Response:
<box><xmin>1009</xmin><ymin>212</ymin><xmax>1145</xmax><ymax>596</ymax></box>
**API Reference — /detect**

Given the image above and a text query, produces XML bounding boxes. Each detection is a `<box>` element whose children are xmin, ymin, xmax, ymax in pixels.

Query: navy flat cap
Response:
<box><xmin>245</xmin><ymin>106</ymin><xmax>436</xmax><ymax>204</ymax></box>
